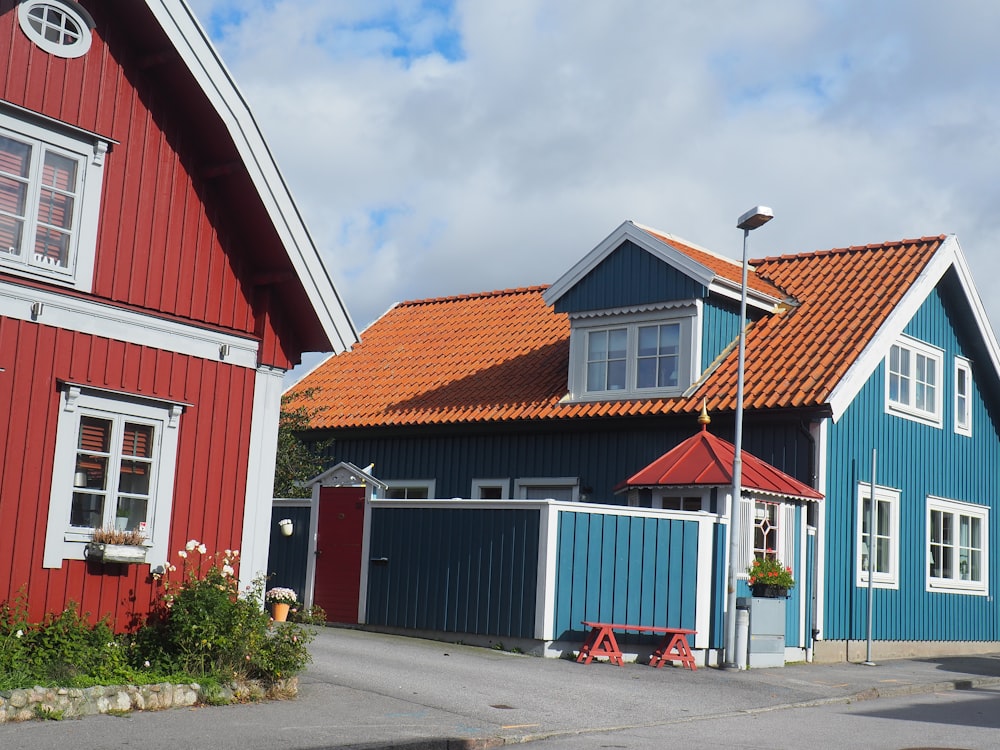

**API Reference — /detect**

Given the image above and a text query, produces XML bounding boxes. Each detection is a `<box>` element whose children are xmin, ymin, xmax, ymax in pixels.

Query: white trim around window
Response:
<box><xmin>514</xmin><ymin>477</ymin><xmax>579</xmax><ymax>501</ymax></box>
<box><xmin>954</xmin><ymin>356</ymin><xmax>972</xmax><ymax>437</ymax></box>
<box><xmin>885</xmin><ymin>335</ymin><xmax>943</xmax><ymax>428</ymax></box>
<box><xmin>855</xmin><ymin>483</ymin><xmax>900</xmax><ymax>589</ymax></box>
<box><xmin>567</xmin><ymin>306</ymin><xmax>697</xmax><ymax>400</ymax></box>
<box><xmin>17</xmin><ymin>0</ymin><xmax>95</xmax><ymax>59</ymax></box>
<box><xmin>471</xmin><ymin>478</ymin><xmax>510</xmax><ymax>500</ymax></box>
<box><xmin>43</xmin><ymin>385</ymin><xmax>183</xmax><ymax>568</ymax></box>
<box><xmin>0</xmin><ymin>106</ymin><xmax>109</xmax><ymax>290</ymax></box>
<box><xmin>383</xmin><ymin>480</ymin><xmax>436</xmax><ymax>500</ymax></box>
<box><xmin>926</xmin><ymin>495</ymin><xmax>988</xmax><ymax>595</ymax></box>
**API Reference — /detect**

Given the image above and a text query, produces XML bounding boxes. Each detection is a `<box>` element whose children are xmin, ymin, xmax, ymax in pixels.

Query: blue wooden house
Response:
<box><xmin>287</xmin><ymin>221</ymin><xmax>1000</xmax><ymax>663</ymax></box>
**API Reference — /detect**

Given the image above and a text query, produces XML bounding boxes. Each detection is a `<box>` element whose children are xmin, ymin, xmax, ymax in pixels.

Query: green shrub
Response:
<box><xmin>133</xmin><ymin>543</ymin><xmax>313</xmax><ymax>683</ymax></box>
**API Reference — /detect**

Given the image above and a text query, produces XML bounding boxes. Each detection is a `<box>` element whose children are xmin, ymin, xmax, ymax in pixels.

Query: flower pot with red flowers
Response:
<box><xmin>747</xmin><ymin>557</ymin><xmax>795</xmax><ymax>598</ymax></box>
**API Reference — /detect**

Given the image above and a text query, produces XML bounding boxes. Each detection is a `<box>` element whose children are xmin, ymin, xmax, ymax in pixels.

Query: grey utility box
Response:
<box><xmin>737</xmin><ymin>596</ymin><xmax>786</xmax><ymax>668</ymax></box>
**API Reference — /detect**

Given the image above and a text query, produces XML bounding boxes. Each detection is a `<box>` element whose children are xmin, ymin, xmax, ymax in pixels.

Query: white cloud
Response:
<box><xmin>186</xmin><ymin>0</ymin><xmax>1000</xmax><ymax>381</ymax></box>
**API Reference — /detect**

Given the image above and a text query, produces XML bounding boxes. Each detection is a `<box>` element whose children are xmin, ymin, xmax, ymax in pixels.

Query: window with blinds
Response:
<box><xmin>70</xmin><ymin>413</ymin><xmax>156</xmax><ymax>534</ymax></box>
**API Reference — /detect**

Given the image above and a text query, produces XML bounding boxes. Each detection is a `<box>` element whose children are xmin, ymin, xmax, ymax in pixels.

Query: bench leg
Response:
<box><xmin>577</xmin><ymin>627</ymin><xmax>624</xmax><ymax>667</ymax></box>
<box><xmin>650</xmin><ymin>633</ymin><xmax>697</xmax><ymax>671</ymax></box>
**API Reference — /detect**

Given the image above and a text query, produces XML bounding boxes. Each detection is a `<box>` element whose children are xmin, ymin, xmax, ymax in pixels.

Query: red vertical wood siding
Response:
<box><xmin>0</xmin><ymin>319</ymin><xmax>258</xmax><ymax>630</ymax></box>
<box><xmin>0</xmin><ymin>2</ymin><xmax>286</xmax><ymax>357</ymax></box>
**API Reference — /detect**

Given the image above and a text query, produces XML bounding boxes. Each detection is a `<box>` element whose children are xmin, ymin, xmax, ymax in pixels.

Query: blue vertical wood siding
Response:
<box><xmin>824</xmin><ymin>286</ymin><xmax>1000</xmax><ymax>641</ymax></box>
<box><xmin>266</xmin><ymin>505</ymin><xmax>312</xmax><ymax>599</ymax></box>
<box><xmin>365</xmin><ymin>506</ymin><xmax>539</xmax><ymax>638</ymax></box>
<box><xmin>552</xmin><ymin>510</ymin><xmax>700</xmax><ymax>641</ymax></box>
<box><xmin>321</xmin><ymin>417</ymin><xmax>815</xmax><ymax>504</ymax></box>
<box><xmin>553</xmin><ymin>241</ymin><xmax>708</xmax><ymax>314</ymax></box>
<box><xmin>701</xmin><ymin>298</ymin><xmax>742</xmax><ymax>372</ymax></box>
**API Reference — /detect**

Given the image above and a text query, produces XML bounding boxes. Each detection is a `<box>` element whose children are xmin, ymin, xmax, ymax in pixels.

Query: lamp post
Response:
<box><xmin>723</xmin><ymin>205</ymin><xmax>774</xmax><ymax>669</ymax></box>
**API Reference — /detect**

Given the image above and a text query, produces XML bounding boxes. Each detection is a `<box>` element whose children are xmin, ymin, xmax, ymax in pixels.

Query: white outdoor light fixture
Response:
<box><xmin>278</xmin><ymin>518</ymin><xmax>294</xmax><ymax>537</ymax></box>
<box><xmin>723</xmin><ymin>205</ymin><xmax>774</xmax><ymax>670</ymax></box>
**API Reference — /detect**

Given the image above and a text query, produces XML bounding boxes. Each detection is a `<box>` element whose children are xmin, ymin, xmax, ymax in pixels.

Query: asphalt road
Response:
<box><xmin>2</xmin><ymin>626</ymin><xmax>1000</xmax><ymax>749</ymax></box>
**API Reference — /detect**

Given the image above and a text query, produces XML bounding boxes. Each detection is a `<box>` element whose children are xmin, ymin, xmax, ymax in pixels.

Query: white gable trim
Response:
<box><xmin>542</xmin><ymin>221</ymin><xmax>780</xmax><ymax>313</ymax></box>
<box><xmin>144</xmin><ymin>0</ymin><xmax>357</xmax><ymax>354</ymax></box>
<box><xmin>828</xmin><ymin>236</ymin><xmax>1000</xmax><ymax>421</ymax></box>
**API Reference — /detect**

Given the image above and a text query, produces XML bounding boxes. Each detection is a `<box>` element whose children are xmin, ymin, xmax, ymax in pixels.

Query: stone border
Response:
<box><xmin>0</xmin><ymin>677</ymin><xmax>298</xmax><ymax>722</ymax></box>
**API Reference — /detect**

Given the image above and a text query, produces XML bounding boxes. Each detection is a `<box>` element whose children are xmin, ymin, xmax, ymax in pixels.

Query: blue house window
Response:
<box><xmin>927</xmin><ymin>496</ymin><xmax>988</xmax><ymax>594</ymax></box>
<box><xmin>886</xmin><ymin>335</ymin><xmax>943</xmax><ymax>428</ymax></box>
<box><xmin>856</xmin><ymin>484</ymin><xmax>899</xmax><ymax>589</ymax></box>
<box><xmin>571</xmin><ymin>309</ymin><xmax>695</xmax><ymax>401</ymax></box>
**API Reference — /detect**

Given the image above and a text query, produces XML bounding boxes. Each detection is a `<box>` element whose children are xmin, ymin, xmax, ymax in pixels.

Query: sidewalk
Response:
<box><xmin>2</xmin><ymin>626</ymin><xmax>1000</xmax><ymax>750</ymax></box>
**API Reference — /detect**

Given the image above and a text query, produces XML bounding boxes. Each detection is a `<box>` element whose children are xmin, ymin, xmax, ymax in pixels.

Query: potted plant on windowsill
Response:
<box><xmin>747</xmin><ymin>556</ymin><xmax>795</xmax><ymax>598</ymax></box>
<box><xmin>85</xmin><ymin>526</ymin><xmax>148</xmax><ymax>564</ymax></box>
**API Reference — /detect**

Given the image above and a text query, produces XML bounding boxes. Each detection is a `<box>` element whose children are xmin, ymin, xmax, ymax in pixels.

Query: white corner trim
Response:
<box><xmin>0</xmin><ymin>280</ymin><xmax>259</xmax><ymax>368</ymax></box>
<box><xmin>239</xmin><ymin>366</ymin><xmax>285</xmax><ymax>591</ymax></box>
<box><xmin>827</xmin><ymin>236</ymin><xmax>958</xmax><ymax>422</ymax></box>
<box><xmin>142</xmin><ymin>0</ymin><xmax>358</xmax><ymax>355</ymax></box>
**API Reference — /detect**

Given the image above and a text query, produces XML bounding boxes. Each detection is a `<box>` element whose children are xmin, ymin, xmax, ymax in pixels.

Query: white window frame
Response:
<box><xmin>43</xmin><ymin>385</ymin><xmax>183</xmax><ymax>568</ymax></box>
<box><xmin>0</xmin><ymin>105</ymin><xmax>108</xmax><ymax>290</ymax></box>
<box><xmin>568</xmin><ymin>306</ymin><xmax>697</xmax><ymax>401</ymax></box>
<box><xmin>926</xmin><ymin>496</ymin><xmax>988</xmax><ymax>595</ymax></box>
<box><xmin>514</xmin><ymin>477</ymin><xmax>579</xmax><ymax>501</ymax></box>
<box><xmin>885</xmin><ymin>335</ymin><xmax>943</xmax><ymax>428</ymax></box>
<box><xmin>17</xmin><ymin>0</ymin><xmax>95</xmax><ymax>59</ymax></box>
<box><xmin>855</xmin><ymin>484</ymin><xmax>900</xmax><ymax>589</ymax></box>
<box><xmin>383</xmin><ymin>480</ymin><xmax>436</xmax><ymax>500</ymax></box>
<box><xmin>471</xmin><ymin>478</ymin><xmax>509</xmax><ymax>500</ymax></box>
<box><xmin>954</xmin><ymin>356</ymin><xmax>973</xmax><ymax>437</ymax></box>
<box><xmin>736</xmin><ymin>495</ymin><xmax>796</xmax><ymax>580</ymax></box>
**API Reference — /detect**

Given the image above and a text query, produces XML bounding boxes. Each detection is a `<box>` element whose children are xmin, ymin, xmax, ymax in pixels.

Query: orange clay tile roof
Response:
<box><xmin>288</xmin><ymin>235</ymin><xmax>945</xmax><ymax>429</ymax></box>
<box><xmin>638</xmin><ymin>225</ymin><xmax>786</xmax><ymax>299</ymax></box>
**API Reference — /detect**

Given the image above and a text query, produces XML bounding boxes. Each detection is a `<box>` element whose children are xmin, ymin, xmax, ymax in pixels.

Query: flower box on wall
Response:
<box><xmin>84</xmin><ymin>542</ymin><xmax>147</xmax><ymax>564</ymax></box>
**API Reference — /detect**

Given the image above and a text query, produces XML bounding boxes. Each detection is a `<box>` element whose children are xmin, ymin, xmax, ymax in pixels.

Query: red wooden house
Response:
<box><xmin>0</xmin><ymin>0</ymin><xmax>356</xmax><ymax>629</ymax></box>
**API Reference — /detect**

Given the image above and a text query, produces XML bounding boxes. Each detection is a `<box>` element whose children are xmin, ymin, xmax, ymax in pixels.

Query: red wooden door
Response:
<box><xmin>313</xmin><ymin>486</ymin><xmax>366</xmax><ymax>623</ymax></box>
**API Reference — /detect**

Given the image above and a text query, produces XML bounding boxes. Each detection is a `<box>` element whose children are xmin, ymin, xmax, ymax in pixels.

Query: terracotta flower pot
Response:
<box><xmin>271</xmin><ymin>602</ymin><xmax>290</xmax><ymax>622</ymax></box>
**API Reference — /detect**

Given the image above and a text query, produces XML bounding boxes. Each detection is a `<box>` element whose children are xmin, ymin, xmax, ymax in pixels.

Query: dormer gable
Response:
<box><xmin>543</xmin><ymin>221</ymin><xmax>786</xmax><ymax>402</ymax></box>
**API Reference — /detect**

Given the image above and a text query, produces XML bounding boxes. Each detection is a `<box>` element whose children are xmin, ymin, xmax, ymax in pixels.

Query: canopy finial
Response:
<box><xmin>698</xmin><ymin>398</ymin><xmax>710</xmax><ymax>428</ymax></box>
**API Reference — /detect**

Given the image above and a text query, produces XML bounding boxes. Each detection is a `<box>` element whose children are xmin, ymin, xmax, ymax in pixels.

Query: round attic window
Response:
<box><xmin>17</xmin><ymin>0</ymin><xmax>95</xmax><ymax>59</ymax></box>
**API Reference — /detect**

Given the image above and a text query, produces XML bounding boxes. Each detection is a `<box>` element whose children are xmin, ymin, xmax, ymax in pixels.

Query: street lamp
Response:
<box><xmin>723</xmin><ymin>205</ymin><xmax>774</xmax><ymax>669</ymax></box>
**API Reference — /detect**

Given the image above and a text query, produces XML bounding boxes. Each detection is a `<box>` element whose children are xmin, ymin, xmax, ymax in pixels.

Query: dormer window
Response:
<box><xmin>569</xmin><ymin>306</ymin><xmax>697</xmax><ymax>400</ymax></box>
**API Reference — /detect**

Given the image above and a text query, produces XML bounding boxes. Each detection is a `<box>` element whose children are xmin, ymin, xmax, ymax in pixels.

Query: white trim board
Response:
<box><xmin>0</xmin><ymin>279</ymin><xmax>259</xmax><ymax>368</ymax></box>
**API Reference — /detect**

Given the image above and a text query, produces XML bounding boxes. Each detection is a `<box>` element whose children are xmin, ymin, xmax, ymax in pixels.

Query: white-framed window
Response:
<box><xmin>627</xmin><ymin>493</ymin><xmax>705</xmax><ymax>510</ymax></box>
<box><xmin>43</xmin><ymin>385</ymin><xmax>183</xmax><ymax>568</ymax></box>
<box><xmin>927</xmin><ymin>496</ymin><xmax>988</xmax><ymax>594</ymax></box>
<box><xmin>17</xmin><ymin>0</ymin><xmax>95</xmax><ymax>58</ymax></box>
<box><xmin>569</xmin><ymin>307</ymin><xmax>696</xmax><ymax>400</ymax></box>
<box><xmin>954</xmin><ymin>357</ymin><xmax>972</xmax><ymax>437</ymax></box>
<box><xmin>737</xmin><ymin>496</ymin><xmax>796</xmax><ymax>578</ymax></box>
<box><xmin>384</xmin><ymin>480</ymin><xmax>435</xmax><ymax>499</ymax></box>
<box><xmin>0</xmin><ymin>106</ymin><xmax>108</xmax><ymax>290</ymax></box>
<box><xmin>514</xmin><ymin>477</ymin><xmax>579</xmax><ymax>501</ymax></box>
<box><xmin>471</xmin><ymin>479</ymin><xmax>509</xmax><ymax>500</ymax></box>
<box><xmin>886</xmin><ymin>335</ymin><xmax>943</xmax><ymax>427</ymax></box>
<box><xmin>753</xmin><ymin>501</ymin><xmax>780</xmax><ymax>560</ymax></box>
<box><xmin>856</xmin><ymin>484</ymin><xmax>900</xmax><ymax>589</ymax></box>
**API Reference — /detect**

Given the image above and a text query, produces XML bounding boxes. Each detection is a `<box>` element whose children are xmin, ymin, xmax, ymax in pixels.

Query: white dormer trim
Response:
<box><xmin>542</xmin><ymin>220</ymin><xmax>782</xmax><ymax>314</ymax></box>
<box><xmin>828</xmin><ymin>236</ymin><xmax>1000</xmax><ymax>422</ymax></box>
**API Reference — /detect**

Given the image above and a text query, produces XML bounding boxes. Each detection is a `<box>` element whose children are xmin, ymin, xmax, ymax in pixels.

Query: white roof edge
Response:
<box><xmin>542</xmin><ymin>221</ymin><xmax>716</xmax><ymax>306</ymax></box>
<box><xmin>146</xmin><ymin>0</ymin><xmax>358</xmax><ymax>354</ymax></box>
<box><xmin>828</xmin><ymin>235</ymin><xmax>1000</xmax><ymax>421</ymax></box>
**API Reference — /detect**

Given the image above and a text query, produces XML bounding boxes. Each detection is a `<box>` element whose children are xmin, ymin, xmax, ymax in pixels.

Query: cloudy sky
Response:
<box><xmin>185</xmin><ymin>0</ymin><xmax>1000</xmax><ymax>380</ymax></box>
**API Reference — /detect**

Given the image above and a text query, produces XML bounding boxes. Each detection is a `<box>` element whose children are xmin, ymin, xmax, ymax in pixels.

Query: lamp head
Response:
<box><xmin>737</xmin><ymin>206</ymin><xmax>774</xmax><ymax>231</ymax></box>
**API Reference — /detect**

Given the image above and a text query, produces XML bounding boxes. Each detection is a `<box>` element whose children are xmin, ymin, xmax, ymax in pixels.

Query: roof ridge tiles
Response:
<box><xmin>751</xmin><ymin>234</ymin><xmax>946</xmax><ymax>265</ymax></box>
<box><xmin>399</xmin><ymin>285</ymin><xmax>550</xmax><ymax>308</ymax></box>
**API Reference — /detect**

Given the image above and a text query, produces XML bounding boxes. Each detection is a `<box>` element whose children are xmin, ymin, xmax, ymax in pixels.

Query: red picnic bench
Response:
<box><xmin>576</xmin><ymin>621</ymin><xmax>698</xmax><ymax>671</ymax></box>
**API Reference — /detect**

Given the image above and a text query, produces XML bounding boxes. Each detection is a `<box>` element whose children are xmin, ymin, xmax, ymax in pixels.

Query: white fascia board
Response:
<box><xmin>144</xmin><ymin>0</ymin><xmax>358</xmax><ymax>354</ymax></box>
<box><xmin>543</xmin><ymin>221</ymin><xmax>716</xmax><ymax>306</ymax></box>
<box><xmin>0</xmin><ymin>280</ymin><xmax>259</xmax><ymax>368</ymax></box>
<box><xmin>827</xmin><ymin>236</ymin><xmax>986</xmax><ymax>421</ymax></box>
